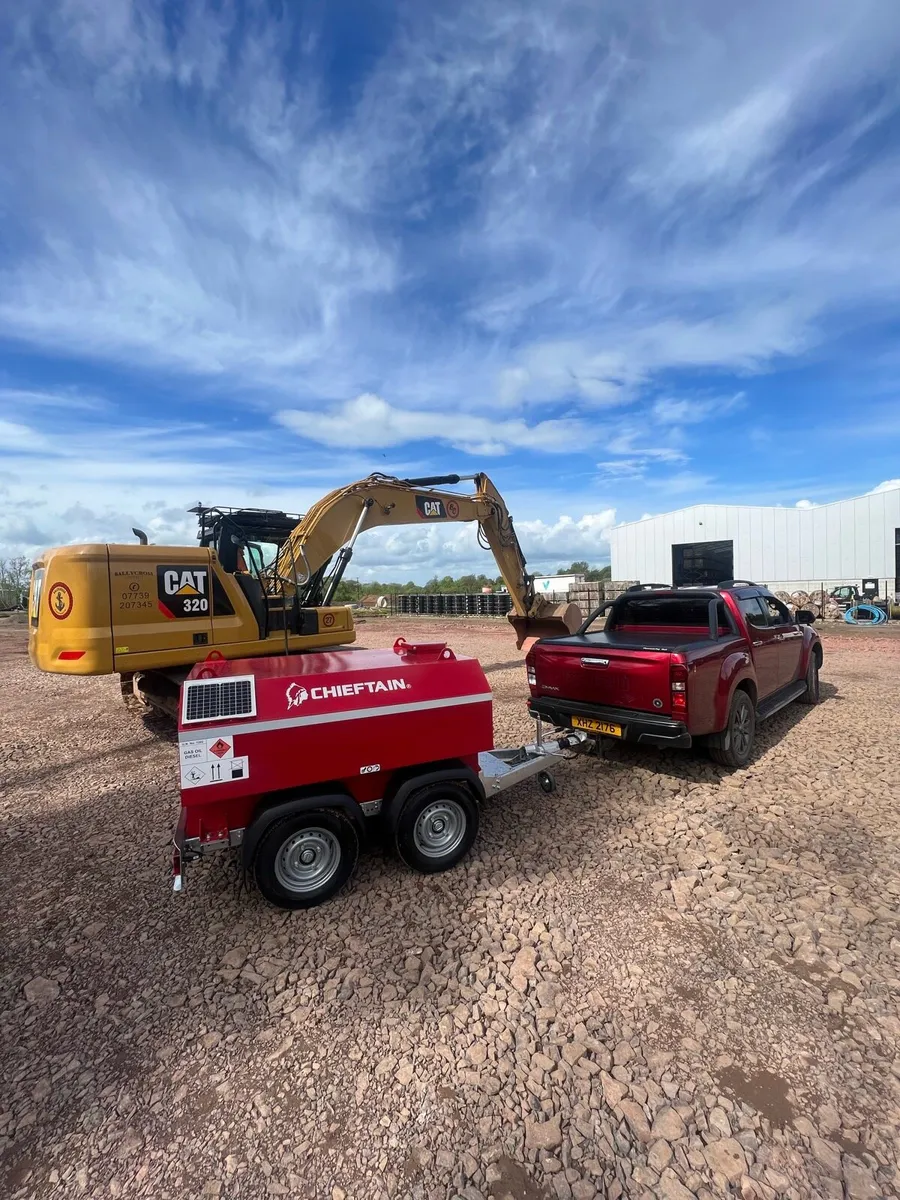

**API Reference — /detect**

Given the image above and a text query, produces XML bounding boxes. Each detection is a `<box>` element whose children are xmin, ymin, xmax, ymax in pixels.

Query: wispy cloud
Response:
<box><xmin>1</xmin><ymin>1</ymin><xmax>900</xmax><ymax>570</ymax></box>
<box><xmin>652</xmin><ymin>392</ymin><xmax>746</xmax><ymax>425</ymax></box>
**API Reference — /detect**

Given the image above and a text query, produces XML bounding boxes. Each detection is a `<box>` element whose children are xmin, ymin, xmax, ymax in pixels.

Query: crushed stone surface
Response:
<box><xmin>1</xmin><ymin>617</ymin><xmax>898</xmax><ymax>1200</ymax></box>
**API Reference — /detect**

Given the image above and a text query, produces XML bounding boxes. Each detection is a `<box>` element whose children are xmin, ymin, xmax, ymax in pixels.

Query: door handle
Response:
<box><xmin>752</xmin><ymin>640</ymin><xmax>763</xmax><ymax>646</ymax></box>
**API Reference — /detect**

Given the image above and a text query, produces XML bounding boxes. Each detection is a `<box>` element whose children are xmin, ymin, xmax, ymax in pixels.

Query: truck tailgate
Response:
<box><xmin>531</xmin><ymin>636</ymin><xmax>676</xmax><ymax>715</ymax></box>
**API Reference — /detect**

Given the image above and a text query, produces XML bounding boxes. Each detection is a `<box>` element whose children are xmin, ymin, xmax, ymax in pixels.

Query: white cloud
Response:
<box><xmin>1</xmin><ymin>0</ymin><xmax>900</xmax><ymax>558</ymax></box>
<box><xmin>0</xmin><ymin>419</ymin><xmax>50</xmax><ymax>451</ymax></box>
<box><xmin>345</xmin><ymin>508</ymin><xmax>616</xmax><ymax>581</ymax></box>
<box><xmin>795</xmin><ymin>498</ymin><xmax>818</xmax><ymax>508</ymax></box>
<box><xmin>0</xmin><ymin>405</ymin><xmax>615</xmax><ymax>579</ymax></box>
<box><xmin>868</xmin><ymin>479</ymin><xmax>900</xmax><ymax>494</ymax></box>
<box><xmin>1</xmin><ymin>0</ymin><xmax>898</xmax><ymax>415</ymax></box>
<box><xmin>275</xmin><ymin>393</ymin><xmax>594</xmax><ymax>455</ymax></box>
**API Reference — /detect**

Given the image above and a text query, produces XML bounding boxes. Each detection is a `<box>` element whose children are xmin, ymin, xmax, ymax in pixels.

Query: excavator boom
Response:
<box><xmin>273</xmin><ymin>472</ymin><xmax>582</xmax><ymax>647</ymax></box>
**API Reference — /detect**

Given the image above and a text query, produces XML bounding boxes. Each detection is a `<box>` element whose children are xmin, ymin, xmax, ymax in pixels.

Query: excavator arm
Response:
<box><xmin>272</xmin><ymin>473</ymin><xmax>582</xmax><ymax>647</ymax></box>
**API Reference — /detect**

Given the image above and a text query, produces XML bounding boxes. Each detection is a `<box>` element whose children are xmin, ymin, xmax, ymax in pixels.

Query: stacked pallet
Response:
<box><xmin>567</xmin><ymin>581</ymin><xmax>638</xmax><ymax>610</ymax></box>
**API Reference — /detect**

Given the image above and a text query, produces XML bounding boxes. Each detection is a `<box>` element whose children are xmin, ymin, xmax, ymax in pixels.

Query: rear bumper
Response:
<box><xmin>528</xmin><ymin>696</ymin><xmax>692</xmax><ymax>749</ymax></box>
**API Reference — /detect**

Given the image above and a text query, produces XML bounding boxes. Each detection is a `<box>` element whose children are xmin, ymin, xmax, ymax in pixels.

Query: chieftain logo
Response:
<box><xmin>286</xmin><ymin>678</ymin><xmax>411</xmax><ymax>709</ymax></box>
<box><xmin>286</xmin><ymin>684</ymin><xmax>309</xmax><ymax>709</ymax></box>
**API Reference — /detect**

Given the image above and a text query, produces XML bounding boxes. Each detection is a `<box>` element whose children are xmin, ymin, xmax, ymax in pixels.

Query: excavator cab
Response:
<box><xmin>190</xmin><ymin>504</ymin><xmax>311</xmax><ymax>640</ymax></box>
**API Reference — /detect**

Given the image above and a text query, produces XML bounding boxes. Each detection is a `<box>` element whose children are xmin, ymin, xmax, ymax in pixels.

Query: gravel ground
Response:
<box><xmin>1</xmin><ymin>616</ymin><xmax>899</xmax><ymax>1200</ymax></box>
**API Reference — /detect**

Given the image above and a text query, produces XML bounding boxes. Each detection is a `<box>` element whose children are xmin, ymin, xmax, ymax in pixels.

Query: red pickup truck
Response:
<box><xmin>526</xmin><ymin>582</ymin><xmax>822</xmax><ymax>768</ymax></box>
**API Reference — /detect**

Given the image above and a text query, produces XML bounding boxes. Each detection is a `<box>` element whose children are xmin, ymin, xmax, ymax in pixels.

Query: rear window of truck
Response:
<box><xmin>611</xmin><ymin>596</ymin><xmax>730</xmax><ymax>628</ymax></box>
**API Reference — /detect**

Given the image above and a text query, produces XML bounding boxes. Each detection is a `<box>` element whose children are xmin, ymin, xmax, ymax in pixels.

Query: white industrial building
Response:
<box><xmin>534</xmin><ymin>572</ymin><xmax>585</xmax><ymax>595</ymax></box>
<box><xmin>608</xmin><ymin>487</ymin><xmax>900</xmax><ymax>598</ymax></box>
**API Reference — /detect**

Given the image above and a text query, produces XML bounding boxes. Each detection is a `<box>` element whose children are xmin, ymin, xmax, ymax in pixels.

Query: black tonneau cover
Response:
<box><xmin>539</xmin><ymin>631</ymin><xmax>745</xmax><ymax>655</ymax></box>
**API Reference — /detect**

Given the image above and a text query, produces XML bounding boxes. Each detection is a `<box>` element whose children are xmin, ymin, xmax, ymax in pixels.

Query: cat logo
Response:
<box><xmin>162</xmin><ymin>569</ymin><xmax>206</xmax><ymax>596</ymax></box>
<box><xmin>156</xmin><ymin>566</ymin><xmax>210</xmax><ymax>619</ymax></box>
<box><xmin>415</xmin><ymin>496</ymin><xmax>447</xmax><ymax>519</ymax></box>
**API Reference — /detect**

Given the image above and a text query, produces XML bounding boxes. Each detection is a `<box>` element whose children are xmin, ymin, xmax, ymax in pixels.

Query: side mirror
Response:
<box><xmin>796</xmin><ymin>609</ymin><xmax>816</xmax><ymax>625</ymax></box>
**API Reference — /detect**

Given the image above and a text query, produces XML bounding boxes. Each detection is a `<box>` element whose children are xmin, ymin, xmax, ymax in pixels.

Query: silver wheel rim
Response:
<box><xmin>413</xmin><ymin>799</ymin><xmax>467</xmax><ymax>858</ymax></box>
<box><xmin>274</xmin><ymin>828</ymin><xmax>341</xmax><ymax>893</ymax></box>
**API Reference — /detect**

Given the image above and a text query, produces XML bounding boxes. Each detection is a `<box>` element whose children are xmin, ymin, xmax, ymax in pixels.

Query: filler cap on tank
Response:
<box><xmin>393</xmin><ymin>637</ymin><xmax>455</xmax><ymax>660</ymax></box>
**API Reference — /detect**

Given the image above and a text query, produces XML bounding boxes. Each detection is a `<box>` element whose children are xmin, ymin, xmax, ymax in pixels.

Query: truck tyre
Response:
<box><xmin>394</xmin><ymin>781</ymin><xmax>479</xmax><ymax>874</ymax></box>
<box><xmin>252</xmin><ymin>808</ymin><xmax>359</xmax><ymax>910</ymax></box>
<box><xmin>708</xmin><ymin>689</ymin><xmax>755</xmax><ymax>769</ymax></box>
<box><xmin>799</xmin><ymin>653</ymin><xmax>820</xmax><ymax>705</ymax></box>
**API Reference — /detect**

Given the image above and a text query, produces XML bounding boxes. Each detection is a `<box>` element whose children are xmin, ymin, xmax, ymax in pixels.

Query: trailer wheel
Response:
<box><xmin>253</xmin><ymin>809</ymin><xmax>359</xmax><ymax>910</ymax></box>
<box><xmin>394</xmin><ymin>782</ymin><xmax>479</xmax><ymax>875</ymax></box>
<box><xmin>537</xmin><ymin>771</ymin><xmax>556</xmax><ymax>794</ymax></box>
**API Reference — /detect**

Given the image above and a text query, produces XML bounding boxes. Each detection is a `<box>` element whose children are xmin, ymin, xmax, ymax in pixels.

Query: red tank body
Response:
<box><xmin>176</xmin><ymin>639</ymin><xmax>493</xmax><ymax>848</ymax></box>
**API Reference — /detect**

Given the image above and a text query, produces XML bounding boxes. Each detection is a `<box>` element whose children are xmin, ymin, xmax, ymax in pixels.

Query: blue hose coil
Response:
<box><xmin>843</xmin><ymin>604</ymin><xmax>887</xmax><ymax>625</ymax></box>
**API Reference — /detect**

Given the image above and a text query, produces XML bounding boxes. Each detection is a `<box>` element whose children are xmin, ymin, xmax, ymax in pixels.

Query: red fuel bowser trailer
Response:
<box><xmin>173</xmin><ymin>639</ymin><xmax>586</xmax><ymax>909</ymax></box>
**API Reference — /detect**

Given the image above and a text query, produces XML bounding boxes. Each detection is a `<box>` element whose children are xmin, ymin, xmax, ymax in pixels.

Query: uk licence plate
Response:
<box><xmin>571</xmin><ymin>716</ymin><xmax>622</xmax><ymax>737</ymax></box>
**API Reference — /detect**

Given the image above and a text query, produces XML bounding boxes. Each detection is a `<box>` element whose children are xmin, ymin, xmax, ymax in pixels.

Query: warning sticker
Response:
<box><xmin>179</xmin><ymin>739</ymin><xmax>248</xmax><ymax>789</ymax></box>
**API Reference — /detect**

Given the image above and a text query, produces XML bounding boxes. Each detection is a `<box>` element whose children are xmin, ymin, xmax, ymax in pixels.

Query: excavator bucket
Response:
<box><xmin>508</xmin><ymin>601</ymin><xmax>584</xmax><ymax>649</ymax></box>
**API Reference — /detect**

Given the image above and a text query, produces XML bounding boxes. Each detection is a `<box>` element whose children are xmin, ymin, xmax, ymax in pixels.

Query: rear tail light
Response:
<box><xmin>670</xmin><ymin>660</ymin><xmax>688</xmax><ymax>715</ymax></box>
<box><xmin>526</xmin><ymin>664</ymin><xmax>536</xmax><ymax>686</ymax></box>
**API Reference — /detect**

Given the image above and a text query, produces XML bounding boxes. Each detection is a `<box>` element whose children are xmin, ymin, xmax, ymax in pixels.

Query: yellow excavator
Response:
<box><xmin>29</xmin><ymin>472</ymin><xmax>581</xmax><ymax>715</ymax></box>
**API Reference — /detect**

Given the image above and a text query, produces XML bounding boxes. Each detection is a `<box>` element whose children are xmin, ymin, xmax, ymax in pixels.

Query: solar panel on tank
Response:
<box><xmin>183</xmin><ymin>676</ymin><xmax>256</xmax><ymax>723</ymax></box>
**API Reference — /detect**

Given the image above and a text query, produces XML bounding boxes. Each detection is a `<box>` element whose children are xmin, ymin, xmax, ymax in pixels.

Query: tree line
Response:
<box><xmin>331</xmin><ymin>561</ymin><xmax>610</xmax><ymax>602</ymax></box>
<box><xmin>0</xmin><ymin>556</ymin><xmax>30</xmax><ymax>609</ymax></box>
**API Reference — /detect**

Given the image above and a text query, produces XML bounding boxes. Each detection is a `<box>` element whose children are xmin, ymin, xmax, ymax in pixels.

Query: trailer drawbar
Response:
<box><xmin>173</xmin><ymin>639</ymin><xmax>587</xmax><ymax>909</ymax></box>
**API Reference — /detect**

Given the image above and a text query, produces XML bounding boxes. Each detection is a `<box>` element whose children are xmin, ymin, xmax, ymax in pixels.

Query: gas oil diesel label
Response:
<box><xmin>179</xmin><ymin>736</ymin><xmax>249</xmax><ymax>789</ymax></box>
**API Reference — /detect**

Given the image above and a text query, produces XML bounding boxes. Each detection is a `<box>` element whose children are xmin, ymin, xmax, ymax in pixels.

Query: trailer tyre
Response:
<box><xmin>708</xmin><ymin>689</ymin><xmax>755</xmax><ymax>769</ymax></box>
<box><xmin>394</xmin><ymin>782</ymin><xmax>479</xmax><ymax>875</ymax></box>
<box><xmin>253</xmin><ymin>809</ymin><xmax>359</xmax><ymax>910</ymax></box>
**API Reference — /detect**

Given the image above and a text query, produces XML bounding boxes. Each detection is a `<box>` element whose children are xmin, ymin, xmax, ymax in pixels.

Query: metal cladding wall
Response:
<box><xmin>608</xmin><ymin>488</ymin><xmax>900</xmax><ymax>589</ymax></box>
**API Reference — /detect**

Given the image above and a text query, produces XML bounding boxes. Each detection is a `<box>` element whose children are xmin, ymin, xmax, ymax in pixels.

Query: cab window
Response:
<box><xmin>738</xmin><ymin>597</ymin><xmax>768</xmax><ymax>629</ymax></box>
<box><xmin>761</xmin><ymin>596</ymin><xmax>792</xmax><ymax>626</ymax></box>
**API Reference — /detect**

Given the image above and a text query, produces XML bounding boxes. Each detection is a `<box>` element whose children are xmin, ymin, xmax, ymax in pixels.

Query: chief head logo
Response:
<box><xmin>286</xmin><ymin>683</ymin><xmax>309</xmax><ymax>709</ymax></box>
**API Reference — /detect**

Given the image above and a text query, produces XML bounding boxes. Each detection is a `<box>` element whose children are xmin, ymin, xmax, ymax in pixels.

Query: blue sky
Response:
<box><xmin>1</xmin><ymin>0</ymin><xmax>899</xmax><ymax>580</ymax></box>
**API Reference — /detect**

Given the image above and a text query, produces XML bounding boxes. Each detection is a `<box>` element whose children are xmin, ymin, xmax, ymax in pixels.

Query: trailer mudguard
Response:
<box><xmin>381</xmin><ymin>763</ymin><xmax>485</xmax><ymax>838</ymax></box>
<box><xmin>241</xmin><ymin>791</ymin><xmax>367</xmax><ymax>870</ymax></box>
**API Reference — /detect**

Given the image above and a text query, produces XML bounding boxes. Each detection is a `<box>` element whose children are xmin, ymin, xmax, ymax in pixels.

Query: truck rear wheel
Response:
<box><xmin>708</xmin><ymin>689</ymin><xmax>755</xmax><ymax>769</ymax></box>
<box><xmin>394</xmin><ymin>782</ymin><xmax>479</xmax><ymax>874</ymax></box>
<box><xmin>253</xmin><ymin>809</ymin><xmax>359</xmax><ymax>909</ymax></box>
